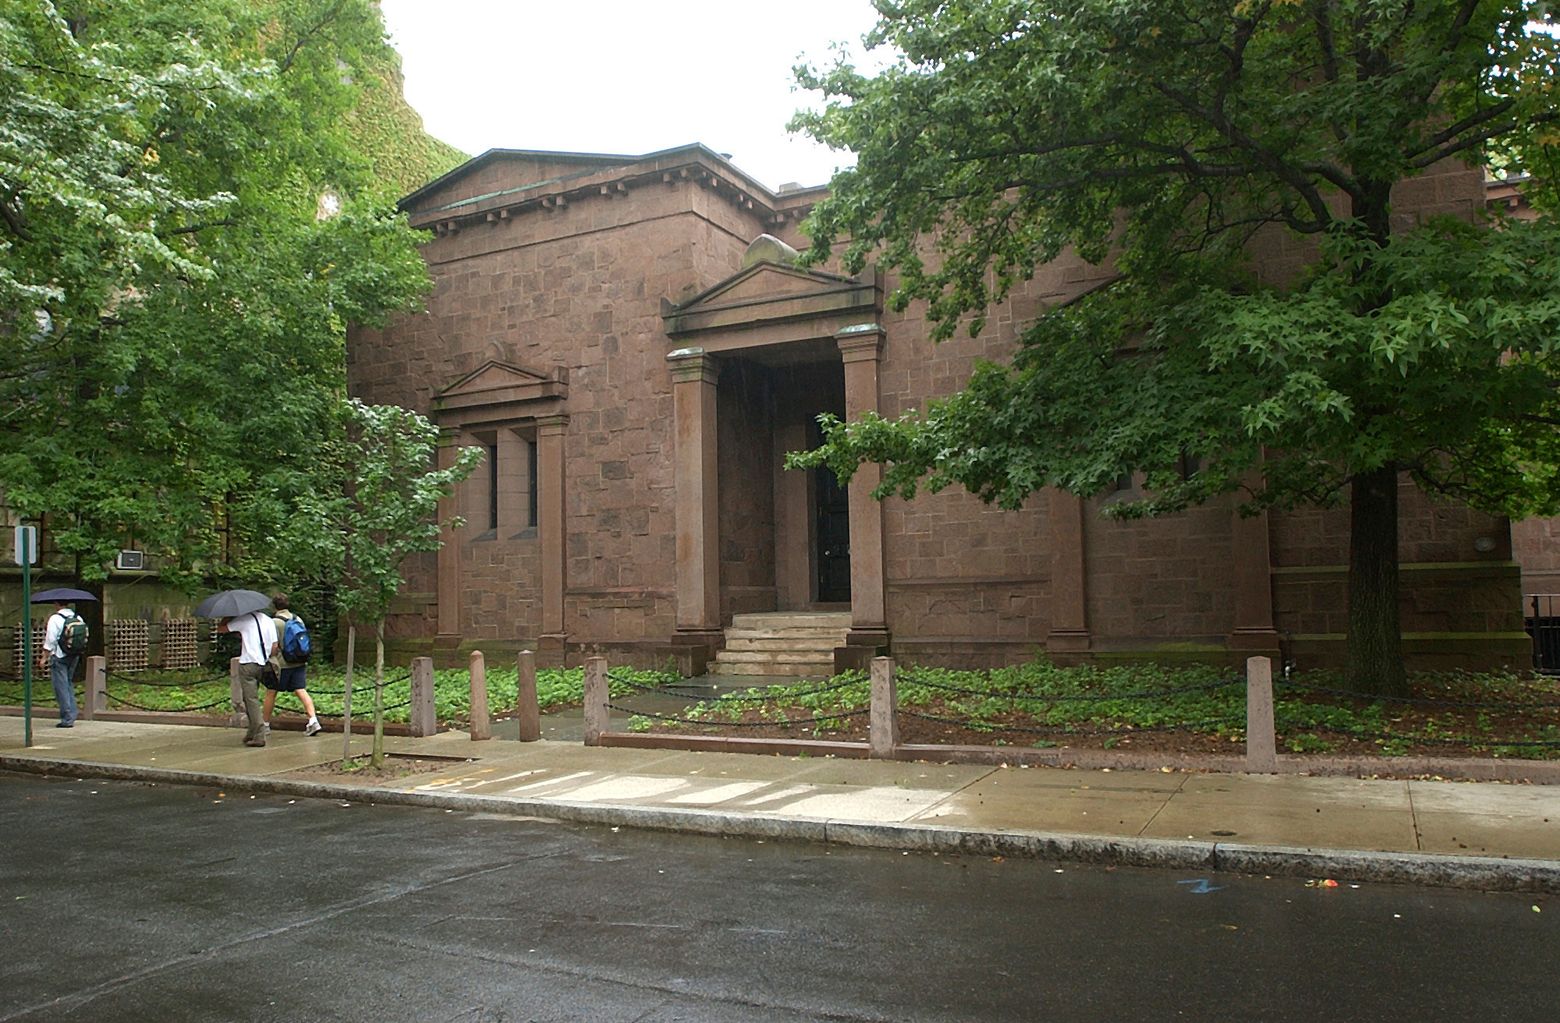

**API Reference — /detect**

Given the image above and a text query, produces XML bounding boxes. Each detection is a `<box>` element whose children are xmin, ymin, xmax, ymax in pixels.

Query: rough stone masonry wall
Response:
<box><xmin>351</xmin><ymin>170</ymin><xmax>766</xmax><ymax>658</ymax></box>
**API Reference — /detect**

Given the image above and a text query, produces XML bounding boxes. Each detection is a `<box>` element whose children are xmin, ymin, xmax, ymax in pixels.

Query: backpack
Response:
<box><xmin>281</xmin><ymin>614</ymin><xmax>312</xmax><ymax>663</ymax></box>
<box><xmin>58</xmin><ymin>611</ymin><xmax>89</xmax><ymax>656</ymax></box>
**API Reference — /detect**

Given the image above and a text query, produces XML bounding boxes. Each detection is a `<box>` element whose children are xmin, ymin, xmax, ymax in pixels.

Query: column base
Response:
<box><xmin>537</xmin><ymin>633</ymin><xmax>568</xmax><ymax>667</ymax></box>
<box><xmin>1227</xmin><ymin>627</ymin><xmax>1282</xmax><ymax>658</ymax></box>
<box><xmin>1045</xmin><ymin>629</ymin><xmax>1091</xmax><ymax>665</ymax></box>
<box><xmin>433</xmin><ymin>633</ymin><xmax>463</xmax><ymax>650</ymax></box>
<box><xmin>668</xmin><ymin>629</ymin><xmax>724</xmax><ymax>677</ymax></box>
<box><xmin>835</xmin><ymin>628</ymin><xmax>890</xmax><ymax>674</ymax></box>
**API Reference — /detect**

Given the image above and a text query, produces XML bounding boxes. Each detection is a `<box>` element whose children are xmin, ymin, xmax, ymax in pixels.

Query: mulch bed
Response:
<box><xmin>279</xmin><ymin>754</ymin><xmax>473</xmax><ymax>785</ymax></box>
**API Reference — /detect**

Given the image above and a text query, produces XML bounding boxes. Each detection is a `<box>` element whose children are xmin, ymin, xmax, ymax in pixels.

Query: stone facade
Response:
<box><xmin>347</xmin><ymin>144</ymin><xmax>1531</xmax><ymax>672</ymax></box>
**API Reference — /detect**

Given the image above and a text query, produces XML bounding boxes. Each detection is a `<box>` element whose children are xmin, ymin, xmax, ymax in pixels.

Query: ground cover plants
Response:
<box><xmin>623</xmin><ymin>661</ymin><xmax>1560</xmax><ymax>761</ymax></box>
<box><xmin>0</xmin><ymin>664</ymin><xmax>674</xmax><ymax>727</ymax></box>
<box><xmin>7</xmin><ymin>658</ymin><xmax>1556</xmax><ymax>760</ymax></box>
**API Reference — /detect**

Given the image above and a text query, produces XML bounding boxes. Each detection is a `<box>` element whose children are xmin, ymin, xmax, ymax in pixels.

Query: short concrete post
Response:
<box><xmin>468</xmin><ymin>650</ymin><xmax>491</xmax><ymax>741</ymax></box>
<box><xmin>82</xmin><ymin>656</ymin><xmax>106</xmax><ymax>720</ymax></box>
<box><xmin>228</xmin><ymin>656</ymin><xmax>244</xmax><ymax>728</ymax></box>
<box><xmin>409</xmin><ymin>656</ymin><xmax>437</xmax><ymax>737</ymax></box>
<box><xmin>582</xmin><ymin>656</ymin><xmax>609</xmax><ymax>746</ymax></box>
<box><xmin>869</xmin><ymin>656</ymin><xmax>899</xmax><ymax>758</ymax></box>
<box><xmin>516</xmin><ymin>650</ymin><xmax>541</xmax><ymax>742</ymax></box>
<box><xmin>1245</xmin><ymin>655</ymin><xmax>1278</xmax><ymax>773</ymax></box>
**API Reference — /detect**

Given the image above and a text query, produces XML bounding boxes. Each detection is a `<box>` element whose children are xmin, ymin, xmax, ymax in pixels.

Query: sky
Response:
<box><xmin>378</xmin><ymin>0</ymin><xmax>887</xmax><ymax>192</ymax></box>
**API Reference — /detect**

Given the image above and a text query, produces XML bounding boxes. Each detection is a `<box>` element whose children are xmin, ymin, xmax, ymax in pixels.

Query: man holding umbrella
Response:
<box><xmin>201</xmin><ymin>590</ymin><xmax>277</xmax><ymax>748</ymax></box>
<box><xmin>35</xmin><ymin>589</ymin><xmax>93</xmax><ymax>729</ymax></box>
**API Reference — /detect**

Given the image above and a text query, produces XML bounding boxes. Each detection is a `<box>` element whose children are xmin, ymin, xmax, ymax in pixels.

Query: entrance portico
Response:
<box><xmin>661</xmin><ymin>236</ymin><xmax>885</xmax><ymax>672</ymax></box>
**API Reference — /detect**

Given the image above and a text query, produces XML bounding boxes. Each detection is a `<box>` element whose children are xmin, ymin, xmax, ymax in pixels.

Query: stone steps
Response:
<box><xmin>710</xmin><ymin>611</ymin><xmax>852</xmax><ymax>679</ymax></box>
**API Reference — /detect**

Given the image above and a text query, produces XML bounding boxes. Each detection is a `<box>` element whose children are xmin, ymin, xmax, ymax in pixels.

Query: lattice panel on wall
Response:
<box><xmin>159</xmin><ymin>618</ymin><xmax>199</xmax><ymax>670</ymax></box>
<box><xmin>10</xmin><ymin>624</ymin><xmax>45</xmax><ymax>679</ymax></box>
<box><xmin>109</xmin><ymin>618</ymin><xmax>149</xmax><ymax>673</ymax></box>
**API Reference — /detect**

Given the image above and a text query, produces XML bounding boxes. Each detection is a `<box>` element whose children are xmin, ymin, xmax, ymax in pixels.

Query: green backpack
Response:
<box><xmin>58</xmin><ymin>611</ymin><xmax>89</xmax><ymax>655</ymax></box>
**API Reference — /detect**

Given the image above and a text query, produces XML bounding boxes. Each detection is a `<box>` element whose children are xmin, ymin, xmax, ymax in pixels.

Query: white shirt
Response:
<box><xmin>230</xmin><ymin>611</ymin><xmax>277</xmax><ymax>666</ymax></box>
<box><xmin>43</xmin><ymin>608</ymin><xmax>76</xmax><ymax>659</ymax></box>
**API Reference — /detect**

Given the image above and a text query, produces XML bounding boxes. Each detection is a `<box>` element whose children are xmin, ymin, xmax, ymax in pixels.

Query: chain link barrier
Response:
<box><xmin>1276</xmin><ymin>678</ymin><xmax>1560</xmax><ymax>712</ymax></box>
<box><xmin>606</xmin><ymin>671</ymin><xmax>864</xmax><ymax>704</ymax></box>
<box><xmin>608</xmin><ymin>702</ymin><xmax>870</xmax><ymax>729</ymax></box>
<box><xmin>897</xmin><ymin>667</ymin><xmax>1245</xmax><ymax>704</ymax></box>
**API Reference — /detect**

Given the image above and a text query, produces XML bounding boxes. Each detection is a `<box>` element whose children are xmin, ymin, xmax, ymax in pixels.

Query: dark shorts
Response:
<box><xmin>266</xmin><ymin>665</ymin><xmax>307</xmax><ymax>692</ymax></box>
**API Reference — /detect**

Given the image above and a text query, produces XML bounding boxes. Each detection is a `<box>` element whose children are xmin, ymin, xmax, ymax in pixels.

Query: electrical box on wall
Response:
<box><xmin>115</xmin><ymin>550</ymin><xmax>145</xmax><ymax>571</ymax></box>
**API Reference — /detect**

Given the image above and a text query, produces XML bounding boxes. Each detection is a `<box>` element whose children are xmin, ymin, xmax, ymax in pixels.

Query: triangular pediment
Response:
<box><xmin>663</xmin><ymin>261</ymin><xmax>880</xmax><ymax>344</ymax></box>
<box><xmin>675</xmin><ymin>262</ymin><xmax>859</xmax><ymax>315</ymax></box>
<box><xmin>434</xmin><ymin>360</ymin><xmax>567</xmax><ymax>421</ymax></box>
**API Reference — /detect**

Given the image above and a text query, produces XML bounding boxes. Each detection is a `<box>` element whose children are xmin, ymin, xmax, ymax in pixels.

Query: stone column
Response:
<box><xmin>835</xmin><ymin>325</ymin><xmax>889</xmax><ymax>667</ymax></box>
<box><xmin>435</xmin><ymin>428</ymin><xmax>463</xmax><ymax>645</ymax></box>
<box><xmin>1046</xmin><ymin>488</ymin><xmax>1090</xmax><ymax>659</ymax></box>
<box><xmin>1228</xmin><ymin>468</ymin><xmax>1281</xmax><ymax>657</ymax></box>
<box><xmin>667</xmin><ymin>348</ymin><xmax>723</xmax><ymax>669</ymax></box>
<box><xmin>536</xmin><ymin>414</ymin><xmax>569</xmax><ymax>665</ymax></box>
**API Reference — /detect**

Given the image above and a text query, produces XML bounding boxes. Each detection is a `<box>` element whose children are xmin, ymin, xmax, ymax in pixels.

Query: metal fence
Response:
<box><xmin>1525</xmin><ymin>594</ymin><xmax>1560</xmax><ymax>675</ymax></box>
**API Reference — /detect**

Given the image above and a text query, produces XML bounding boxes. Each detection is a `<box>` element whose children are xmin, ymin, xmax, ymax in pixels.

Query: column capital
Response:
<box><xmin>535</xmin><ymin>413</ymin><xmax>569</xmax><ymax>435</ymax></box>
<box><xmin>667</xmin><ymin>347</ymin><xmax>721</xmax><ymax>385</ymax></box>
<box><xmin>835</xmin><ymin>323</ymin><xmax>885</xmax><ymax>363</ymax></box>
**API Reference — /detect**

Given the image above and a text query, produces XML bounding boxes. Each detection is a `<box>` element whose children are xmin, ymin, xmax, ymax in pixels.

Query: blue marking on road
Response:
<box><xmin>1177</xmin><ymin>878</ymin><xmax>1225</xmax><ymax>894</ymax></box>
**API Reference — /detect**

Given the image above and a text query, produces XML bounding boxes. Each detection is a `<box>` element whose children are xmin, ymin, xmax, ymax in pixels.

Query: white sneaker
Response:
<box><xmin>262</xmin><ymin>722</ymin><xmax>271</xmax><ymax>737</ymax></box>
<box><xmin>304</xmin><ymin>718</ymin><xmax>322</xmax><ymax>736</ymax></box>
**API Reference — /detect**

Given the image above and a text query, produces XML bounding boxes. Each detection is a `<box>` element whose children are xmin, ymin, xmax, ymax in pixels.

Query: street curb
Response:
<box><xmin>5</xmin><ymin>754</ymin><xmax>1557</xmax><ymax>894</ymax></box>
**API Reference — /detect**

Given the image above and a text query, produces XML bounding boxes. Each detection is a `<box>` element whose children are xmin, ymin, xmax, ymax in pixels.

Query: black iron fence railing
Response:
<box><xmin>1525</xmin><ymin>594</ymin><xmax>1560</xmax><ymax>675</ymax></box>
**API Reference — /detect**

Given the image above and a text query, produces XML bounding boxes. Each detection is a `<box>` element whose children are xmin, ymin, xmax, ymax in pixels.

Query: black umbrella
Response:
<box><xmin>30</xmin><ymin>587</ymin><xmax>98</xmax><ymax>603</ymax></box>
<box><xmin>194</xmin><ymin>589</ymin><xmax>272</xmax><ymax>619</ymax></box>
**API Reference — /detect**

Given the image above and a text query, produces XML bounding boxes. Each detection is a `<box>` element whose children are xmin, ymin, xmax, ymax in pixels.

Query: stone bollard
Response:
<box><xmin>81</xmin><ymin>656</ymin><xmax>106</xmax><ymax>720</ymax></box>
<box><xmin>582</xmin><ymin>656</ymin><xmax>609</xmax><ymax>746</ymax></box>
<box><xmin>409</xmin><ymin>656</ymin><xmax>437</xmax><ymax>737</ymax></box>
<box><xmin>228</xmin><ymin>656</ymin><xmax>245</xmax><ymax>728</ymax></box>
<box><xmin>1245</xmin><ymin>655</ymin><xmax>1278</xmax><ymax>773</ymax></box>
<box><xmin>468</xmin><ymin>650</ymin><xmax>491</xmax><ymax>741</ymax></box>
<box><xmin>869</xmin><ymin>656</ymin><xmax>899</xmax><ymax>758</ymax></box>
<box><xmin>516</xmin><ymin>650</ymin><xmax>541</xmax><ymax>742</ymax></box>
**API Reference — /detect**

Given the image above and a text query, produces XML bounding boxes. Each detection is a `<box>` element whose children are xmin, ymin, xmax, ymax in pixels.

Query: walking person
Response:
<box><xmin>264</xmin><ymin>594</ymin><xmax>322</xmax><ymax>736</ymax></box>
<box><xmin>38</xmin><ymin>598</ymin><xmax>86</xmax><ymax>728</ymax></box>
<box><xmin>218</xmin><ymin>609</ymin><xmax>276</xmax><ymax>747</ymax></box>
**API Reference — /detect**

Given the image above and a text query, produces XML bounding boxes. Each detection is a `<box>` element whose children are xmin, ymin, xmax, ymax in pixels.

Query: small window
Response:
<box><xmin>487</xmin><ymin>442</ymin><xmax>500</xmax><ymax>532</ymax></box>
<box><xmin>527</xmin><ymin>438</ymin><xmax>538</xmax><ymax>529</ymax></box>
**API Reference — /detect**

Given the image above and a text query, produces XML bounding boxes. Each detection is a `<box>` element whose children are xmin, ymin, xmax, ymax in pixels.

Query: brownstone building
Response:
<box><xmin>347</xmin><ymin>144</ymin><xmax>1531</xmax><ymax>674</ymax></box>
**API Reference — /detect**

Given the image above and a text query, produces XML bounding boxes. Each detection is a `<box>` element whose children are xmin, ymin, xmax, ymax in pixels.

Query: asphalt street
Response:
<box><xmin>0</xmin><ymin>771</ymin><xmax>1554</xmax><ymax>1022</ymax></box>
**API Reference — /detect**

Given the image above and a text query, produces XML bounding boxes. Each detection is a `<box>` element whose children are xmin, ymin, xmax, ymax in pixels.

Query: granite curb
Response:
<box><xmin>5</xmin><ymin>753</ymin><xmax>1557</xmax><ymax>895</ymax></box>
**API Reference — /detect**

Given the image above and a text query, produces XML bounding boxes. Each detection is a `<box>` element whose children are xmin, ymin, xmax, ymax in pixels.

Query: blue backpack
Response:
<box><xmin>281</xmin><ymin>615</ymin><xmax>312</xmax><ymax>663</ymax></box>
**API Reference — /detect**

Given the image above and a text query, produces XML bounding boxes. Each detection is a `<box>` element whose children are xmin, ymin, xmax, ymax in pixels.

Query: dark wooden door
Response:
<box><xmin>815</xmin><ymin>465</ymin><xmax>851</xmax><ymax>603</ymax></box>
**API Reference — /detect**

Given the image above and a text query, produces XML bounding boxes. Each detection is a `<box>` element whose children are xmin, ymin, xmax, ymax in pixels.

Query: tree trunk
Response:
<box><xmin>371</xmin><ymin>619</ymin><xmax>385</xmax><ymax>768</ymax></box>
<box><xmin>341</xmin><ymin>623</ymin><xmax>356</xmax><ymax>765</ymax></box>
<box><xmin>1345</xmin><ymin>464</ymin><xmax>1408</xmax><ymax>697</ymax></box>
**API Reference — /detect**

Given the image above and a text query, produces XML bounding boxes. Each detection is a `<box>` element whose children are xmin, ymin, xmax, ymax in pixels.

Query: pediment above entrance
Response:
<box><xmin>663</xmin><ymin>260</ymin><xmax>881</xmax><ymax>351</ymax></box>
<box><xmin>434</xmin><ymin>360</ymin><xmax>567</xmax><ymax>427</ymax></box>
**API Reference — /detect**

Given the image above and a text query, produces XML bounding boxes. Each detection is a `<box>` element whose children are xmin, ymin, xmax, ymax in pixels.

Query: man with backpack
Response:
<box><xmin>265</xmin><ymin>593</ymin><xmax>321</xmax><ymax>736</ymax></box>
<box><xmin>38</xmin><ymin>598</ymin><xmax>88</xmax><ymax>728</ymax></box>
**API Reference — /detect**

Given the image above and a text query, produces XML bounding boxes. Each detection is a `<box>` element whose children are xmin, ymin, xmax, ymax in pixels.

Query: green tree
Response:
<box><xmin>285</xmin><ymin>400</ymin><xmax>481</xmax><ymax>767</ymax></box>
<box><xmin>0</xmin><ymin>0</ymin><xmax>439</xmax><ymax>590</ymax></box>
<box><xmin>789</xmin><ymin>0</ymin><xmax>1560</xmax><ymax>696</ymax></box>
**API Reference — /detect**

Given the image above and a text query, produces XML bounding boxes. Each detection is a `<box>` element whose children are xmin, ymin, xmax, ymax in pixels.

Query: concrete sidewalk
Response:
<box><xmin>3</xmin><ymin>716</ymin><xmax>1558</xmax><ymax>892</ymax></box>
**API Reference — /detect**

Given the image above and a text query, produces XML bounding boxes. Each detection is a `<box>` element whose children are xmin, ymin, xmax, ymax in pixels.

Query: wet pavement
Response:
<box><xmin>1</xmin><ymin>771</ymin><xmax>1556</xmax><ymax>1023</ymax></box>
<box><xmin>1</xmin><ymin>713</ymin><xmax>1558</xmax><ymax>892</ymax></box>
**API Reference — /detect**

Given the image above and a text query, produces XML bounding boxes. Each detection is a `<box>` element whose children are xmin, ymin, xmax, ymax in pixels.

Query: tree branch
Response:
<box><xmin>276</xmin><ymin>0</ymin><xmax>351</xmax><ymax>74</ymax></box>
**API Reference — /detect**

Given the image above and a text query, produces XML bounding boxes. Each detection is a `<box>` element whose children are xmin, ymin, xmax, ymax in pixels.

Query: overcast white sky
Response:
<box><xmin>378</xmin><ymin>0</ymin><xmax>886</xmax><ymax>191</ymax></box>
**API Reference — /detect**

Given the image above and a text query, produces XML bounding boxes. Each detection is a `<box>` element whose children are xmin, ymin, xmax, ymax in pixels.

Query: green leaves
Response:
<box><xmin>0</xmin><ymin>1</ymin><xmax>447</xmax><ymax>584</ymax></box>
<box><xmin>286</xmin><ymin>399</ymin><xmax>482</xmax><ymax>627</ymax></box>
<box><xmin>791</xmin><ymin>1</ymin><xmax>1560</xmax><ymax>520</ymax></box>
